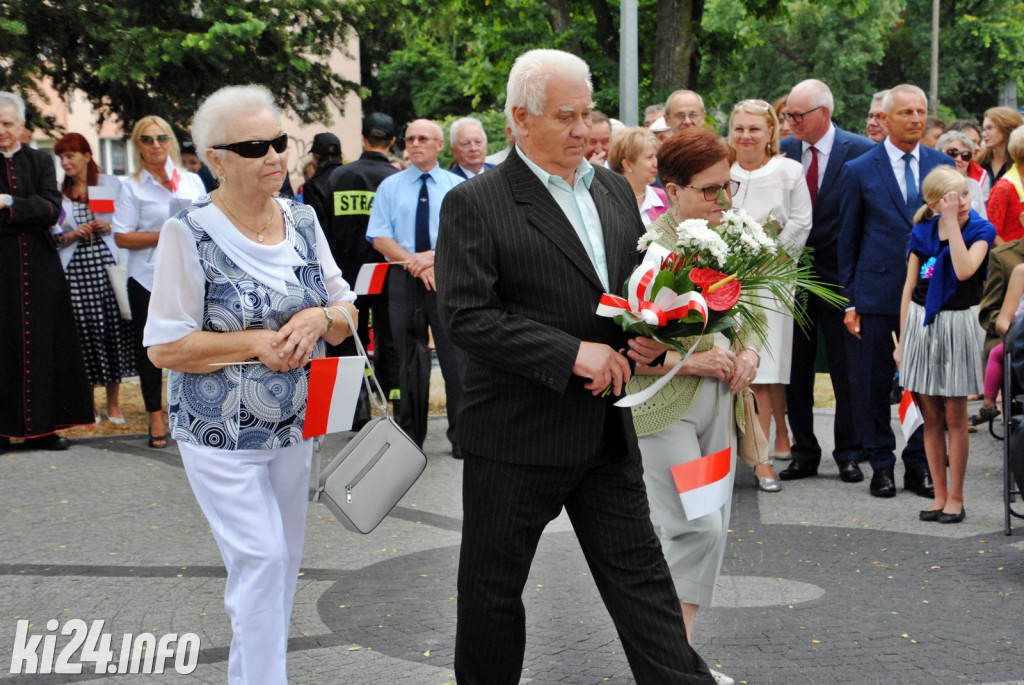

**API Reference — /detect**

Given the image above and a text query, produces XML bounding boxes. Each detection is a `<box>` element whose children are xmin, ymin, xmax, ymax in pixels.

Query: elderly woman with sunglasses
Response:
<box><xmin>144</xmin><ymin>85</ymin><xmax>356</xmax><ymax>685</ymax></box>
<box><xmin>112</xmin><ymin>116</ymin><xmax>205</xmax><ymax>447</ymax></box>
<box><xmin>936</xmin><ymin>130</ymin><xmax>987</xmax><ymax>219</ymax></box>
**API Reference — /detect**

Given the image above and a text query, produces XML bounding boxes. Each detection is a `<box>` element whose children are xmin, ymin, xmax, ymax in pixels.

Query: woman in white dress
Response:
<box><xmin>728</xmin><ymin>99</ymin><xmax>812</xmax><ymax>470</ymax></box>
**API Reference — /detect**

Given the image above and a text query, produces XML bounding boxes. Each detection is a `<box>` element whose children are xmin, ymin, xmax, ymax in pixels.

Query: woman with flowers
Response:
<box><xmin>728</xmin><ymin>99</ymin><xmax>812</xmax><ymax>475</ymax></box>
<box><xmin>895</xmin><ymin>166</ymin><xmax>995</xmax><ymax>524</ymax></box>
<box><xmin>627</xmin><ymin>128</ymin><xmax>762</xmax><ymax>685</ymax></box>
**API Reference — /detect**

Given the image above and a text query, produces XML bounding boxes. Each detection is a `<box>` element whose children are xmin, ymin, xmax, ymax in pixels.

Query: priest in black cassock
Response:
<box><xmin>0</xmin><ymin>91</ymin><xmax>93</xmax><ymax>452</ymax></box>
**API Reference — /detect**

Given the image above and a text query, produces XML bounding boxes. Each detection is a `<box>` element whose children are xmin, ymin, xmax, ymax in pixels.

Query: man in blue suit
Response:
<box><xmin>838</xmin><ymin>84</ymin><xmax>954</xmax><ymax>498</ymax></box>
<box><xmin>779</xmin><ymin>79</ymin><xmax>875</xmax><ymax>486</ymax></box>
<box><xmin>449</xmin><ymin>117</ymin><xmax>495</xmax><ymax>179</ymax></box>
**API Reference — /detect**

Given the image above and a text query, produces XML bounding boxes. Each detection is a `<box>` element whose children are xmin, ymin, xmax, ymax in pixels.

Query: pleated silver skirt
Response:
<box><xmin>901</xmin><ymin>302</ymin><xmax>982</xmax><ymax>397</ymax></box>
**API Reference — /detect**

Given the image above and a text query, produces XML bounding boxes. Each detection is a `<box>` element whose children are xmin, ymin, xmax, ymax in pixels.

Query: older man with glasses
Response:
<box><xmin>664</xmin><ymin>89</ymin><xmax>706</xmax><ymax>134</ymax></box>
<box><xmin>778</xmin><ymin>78</ymin><xmax>876</xmax><ymax>487</ymax></box>
<box><xmin>366</xmin><ymin>119</ymin><xmax>467</xmax><ymax>455</ymax></box>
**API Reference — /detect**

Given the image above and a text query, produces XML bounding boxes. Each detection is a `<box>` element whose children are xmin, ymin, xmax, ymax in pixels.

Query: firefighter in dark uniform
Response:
<box><xmin>325</xmin><ymin>113</ymin><xmax>401</xmax><ymax>424</ymax></box>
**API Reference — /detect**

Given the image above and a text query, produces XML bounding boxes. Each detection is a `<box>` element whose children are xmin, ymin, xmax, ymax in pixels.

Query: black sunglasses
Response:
<box><xmin>212</xmin><ymin>133</ymin><xmax>288</xmax><ymax>159</ymax></box>
<box><xmin>138</xmin><ymin>134</ymin><xmax>171</xmax><ymax>145</ymax></box>
<box><xmin>944</xmin><ymin>148</ymin><xmax>972</xmax><ymax>161</ymax></box>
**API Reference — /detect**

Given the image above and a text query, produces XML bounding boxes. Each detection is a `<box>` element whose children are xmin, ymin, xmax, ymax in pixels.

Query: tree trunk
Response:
<box><xmin>546</xmin><ymin>0</ymin><xmax>584</xmax><ymax>57</ymax></box>
<box><xmin>590</xmin><ymin>0</ymin><xmax>618</xmax><ymax>60</ymax></box>
<box><xmin>653</xmin><ymin>0</ymin><xmax>704</xmax><ymax>92</ymax></box>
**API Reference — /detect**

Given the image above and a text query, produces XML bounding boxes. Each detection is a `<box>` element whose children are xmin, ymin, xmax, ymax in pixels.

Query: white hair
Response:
<box><xmin>0</xmin><ymin>91</ymin><xmax>26</xmax><ymax>121</ymax></box>
<box><xmin>936</xmin><ymin>130</ymin><xmax>975</xmax><ymax>153</ymax></box>
<box><xmin>882</xmin><ymin>84</ymin><xmax>927</xmax><ymax>114</ymax></box>
<box><xmin>191</xmin><ymin>85</ymin><xmax>281</xmax><ymax>160</ymax></box>
<box><xmin>450</xmin><ymin>116</ymin><xmax>486</xmax><ymax>145</ymax></box>
<box><xmin>664</xmin><ymin>89</ymin><xmax>705</xmax><ymax>113</ymax></box>
<box><xmin>872</xmin><ymin>89</ymin><xmax>890</xmax><ymax>104</ymax></box>
<box><xmin>505</xmin><ymin>49</ymin><xmax>592</xmax><ymax>137</ymax></box>
<box><xmin>791</xmin><ymin>79</ymin><xmax>834</xmax><ymax>112</ymax></box>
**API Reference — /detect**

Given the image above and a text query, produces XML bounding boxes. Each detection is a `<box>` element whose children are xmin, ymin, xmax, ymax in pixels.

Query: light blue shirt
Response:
<box><xmin>365</xmin><ymin>163</ymin><xmax>463</xmax><ymax>254</ymax></box>
<box><xmin>517</xmin><ymin>146</ymin><xmax>610</xmax><ymax>291</ymax></box>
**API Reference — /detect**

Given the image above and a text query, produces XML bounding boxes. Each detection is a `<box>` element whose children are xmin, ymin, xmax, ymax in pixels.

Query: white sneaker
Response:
<box><xmin>710</xmin><ymin>668</ymin><xmax>735</xmax><ymax>685</ymax></box>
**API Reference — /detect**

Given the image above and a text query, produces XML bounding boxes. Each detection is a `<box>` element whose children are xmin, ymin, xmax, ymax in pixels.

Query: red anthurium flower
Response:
<box><xmin>689</xmin><ymin>267</ymin><xmax>741</xmax><ymax>311</ymax></box>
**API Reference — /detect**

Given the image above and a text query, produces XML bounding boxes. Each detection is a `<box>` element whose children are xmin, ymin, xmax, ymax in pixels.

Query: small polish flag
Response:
<box><xmin>354</xmin><ymin>262</ymin><xmax>391</xmax><ymax>296</ymax></box>
<box><xmin>88</xmin><ymin>185</ymin><xmax>117</xmax><ymax>214</ymax></box>
<box><xmin>670</xmin><ymin>446</ymin><xmax>733</xmax><ymax>521</ymax></box>
<box><xmin>303</xmin><ymin>356</ymin><xmax>367</xmax><ymax>437</ymax></box>
<box><xmin>898</xmin><ymin>390</ymin><xmax>924</xmax><ymax>442</ymax></box>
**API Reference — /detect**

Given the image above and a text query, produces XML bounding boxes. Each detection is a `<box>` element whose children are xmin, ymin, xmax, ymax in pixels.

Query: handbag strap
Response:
<box><xmin>331</xmin><ymin>304</ymin><xmax>389</xmax><ymax>416</ymax></box>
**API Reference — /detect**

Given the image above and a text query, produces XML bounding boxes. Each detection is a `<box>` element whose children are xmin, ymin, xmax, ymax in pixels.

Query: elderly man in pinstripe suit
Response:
<box><xmin>436</xmin><ymin>49</ymin><xmax>714</xmax><ymax>685</ymax></box>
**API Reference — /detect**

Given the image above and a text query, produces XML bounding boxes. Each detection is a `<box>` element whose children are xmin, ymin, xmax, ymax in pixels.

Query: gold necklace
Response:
<box><xmin>218</xmin><ymin>191</ymin><xmax>275</xmax><ymax>242</ymax></box>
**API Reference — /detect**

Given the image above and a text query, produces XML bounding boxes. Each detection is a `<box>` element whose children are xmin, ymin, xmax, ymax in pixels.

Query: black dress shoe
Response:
<box><xmin>869</xmin><ymin>467</ymin><xmax>897</xmax><ymax>497</ymax></box>
<box><xmin>24</xmin><ymin>435</ymin><xmax>71</xmax><ymax>451</ymax></box>
<box><xmin>838</xmin><ymin>460</ymin><xmax>864</xmax><ymax>483</ymax></box>
<box><xmin>919</xmin><ymin>509</ymin><xmax>942</xmax><ymax>521</ymax></box>
<box><xmin>779</xmin><ymin>460</ymin><xmax>818</xmax><ymax>480</ymax></box>
<box><xmin>937</xmin><ymin>507</ymin><xmax>965</xmax><ymax>524</ymax></box>
<box><xmin>451</xmin><ymin>445</ymin><xmax>464</xmax><ymax>460</ymax></box>
<box><xmin>904</xmin><ymin>468</ymin><xmax>935</xmax><ymax>498</ymax></box>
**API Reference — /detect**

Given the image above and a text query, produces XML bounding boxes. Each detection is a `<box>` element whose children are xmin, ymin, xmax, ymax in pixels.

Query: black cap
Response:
<box><xmin>180</xmin><ymin>141</ymin><xmax>198</xmax><ymax>155</ymax></box>
<box><xmin>311</xmin><ymin>132</ymin><xmax>341</xmax><ymax>157</ymax></box>
<box><xmin>362</xmin><ymin>112</ymin><xmax>396</xmax><ymax>139</ymax></box>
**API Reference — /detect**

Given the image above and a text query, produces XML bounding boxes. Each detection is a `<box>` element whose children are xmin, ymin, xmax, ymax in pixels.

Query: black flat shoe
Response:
<box><xmin>919</xmin><ymin>509</ymin><xmax>942</xmax><ymax>522</ymax></box>
<box><xmin>938</xmin><ymin>507</ymin><xmax>966</xmax><ymax>524</ymax></box>
<box><xmin>779</xmin><ymin>460</ymin><xmax>819</xmax><ymax>480</ymax></box>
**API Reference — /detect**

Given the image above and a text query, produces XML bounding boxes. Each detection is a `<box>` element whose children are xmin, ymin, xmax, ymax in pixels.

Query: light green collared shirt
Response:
<box><xmin>517</xmin><ymin>146</ymin><xmax>610</xmax><ymax>291</ymax></box>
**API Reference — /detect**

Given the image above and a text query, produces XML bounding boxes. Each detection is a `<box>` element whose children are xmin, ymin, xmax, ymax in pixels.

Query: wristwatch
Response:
<box><xmin>321</xmin><ymin>306</ymin><xmax>334</xmax><ymax>333</ymax></box>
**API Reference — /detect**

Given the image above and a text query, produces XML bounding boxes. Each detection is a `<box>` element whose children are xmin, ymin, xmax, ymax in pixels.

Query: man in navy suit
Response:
<box><xmin>449</xmin><ymin>117</ymin><xmax>495</xmax><ymax>179</ymax></box>
<box><xmin>778</xmin><ymin>79</ymin><xmax>875</xmax><ymax>486</ymax></box>
<box><xmin>838</xmin><ymin>84</ymin><xmax>954</xmax><ymax>498</ymax></box>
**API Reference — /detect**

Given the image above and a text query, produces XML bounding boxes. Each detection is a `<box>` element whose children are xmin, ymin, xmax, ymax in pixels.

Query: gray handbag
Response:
<box><xmin>312</xmin><ymin>307</ymin><xmax>426</xmax><ymax>534</ymax></box>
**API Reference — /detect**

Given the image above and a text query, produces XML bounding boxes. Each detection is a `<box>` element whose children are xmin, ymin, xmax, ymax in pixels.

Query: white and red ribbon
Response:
<box><xmin>596</xmin><ymin>248</ymin><xmax>710</xmax><ymax>408</ymax></box>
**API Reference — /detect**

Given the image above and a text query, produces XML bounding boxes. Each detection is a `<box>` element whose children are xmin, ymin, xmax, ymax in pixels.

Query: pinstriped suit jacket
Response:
<box><xmin>436</xmin><ymin>148</ymin><xmax>644</xmax><ymax>466</ymax></box>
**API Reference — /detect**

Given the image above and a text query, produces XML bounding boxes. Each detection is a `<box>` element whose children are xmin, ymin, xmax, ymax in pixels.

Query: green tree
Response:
<box><xmin>0</xmin><ymin>0</ymin><xmax>360</xmax><ymax>134</ymax></box>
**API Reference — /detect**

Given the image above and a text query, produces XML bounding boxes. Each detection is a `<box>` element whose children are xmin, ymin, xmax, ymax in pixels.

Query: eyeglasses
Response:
<box><xmin>138</xmin><ymin>134</ymin><xmax>171</xmax><ymax>146</ymax></box>
<box><xmin>405</xmin><ymin>135</ymin><xmax>442</xmax><ymax>145</ymax></box>
<box><xmin>683</xmin><ymin>180</ymin><xmax>740</xmax><ymax>201</ymax></box>
<box><xmin>866</xmin><ymin>113</ymin><xmax>883</xmax><ymax>120</ymax></box>
<box><xmin>782</xmin><ymin>105</ymin><xmax>824</xmax><ymax>124</ymax></box>
<box><xmin>944</xmin><ymin>148</ymin><xmax>973</xmax><ymax>161</ymax></box>
<box><xmin>671</xmin><ymin>111</ymin><xmax>704</xmax><ymax>122</ymax></box>
<box><xmin>212</xmin><ymin>133</ymin><xmax>288</xmax><ymax>159</ymax></box>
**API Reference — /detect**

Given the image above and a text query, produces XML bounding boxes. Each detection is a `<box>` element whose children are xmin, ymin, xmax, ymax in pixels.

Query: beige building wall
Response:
<box><xmin>31</xmin><ymin>37</ymin><xmax>362</xmax><ymax>192</ymax></box>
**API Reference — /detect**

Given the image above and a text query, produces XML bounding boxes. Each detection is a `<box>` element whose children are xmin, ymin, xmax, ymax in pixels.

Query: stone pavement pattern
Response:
<box><xmin>2</xmin><ymin>405</ymin><xmax>1024</xmax><ymax>684</ymax></box>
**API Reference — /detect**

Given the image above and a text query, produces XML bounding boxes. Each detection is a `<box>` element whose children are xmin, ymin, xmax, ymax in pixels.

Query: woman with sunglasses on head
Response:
<box><xmin>113</xmin><ymin>116</ymin><xmax>204</xmax><ymax>448</ymax></box>
<box><xmin>144</xmin><ymin>85</ymin><xmax>356</xmax><ymax>685</ymax></box>
<box><xmin>54</xmin><ymin>133</ymin><xmax>136</xmax><ymax>425</ymax></box>
<box><xmin>986</xmin><ymin>126</ymin><xmax>1024</xmax><ymax>246</ymax></box>
<box><xmin>627</xmin><ymin>127</ymin><xmax>763</xmax><ymax>685</ymax></box>
<box><xmin>936</xmin><ymin>130</ymin><xmax>987</xmax><ymax>219</ymax></box>
<box><xmin>728</xmin><ymin>99</ymin><xmax>812</xmax><ymax>489</ymax></box>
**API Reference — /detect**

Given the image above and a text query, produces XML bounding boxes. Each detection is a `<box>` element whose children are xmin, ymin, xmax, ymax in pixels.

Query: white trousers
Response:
<box><xmin>179</xmin><ymin>439</ymin><xmax>312</xmax><ymax>685</ymax></box>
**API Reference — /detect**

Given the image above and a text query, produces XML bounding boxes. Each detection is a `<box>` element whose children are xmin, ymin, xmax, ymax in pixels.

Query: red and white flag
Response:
<box><xmin>354</xmin><ymin>262</ymin><xmax>391</xmax><ymax>296</ymax></box>
<box><xmin>302</xmin><ymin>356</ymin><xmax>367</xmax><ymax>438</ymax></box>
<box><xmin>898</xmin><ymin>390</ymin><xmax>924</xmax><ymax>442</ymax></box>
<box><xmin>88</xmin><ymin>185</ymin><xmax>117</xmax><ymax>214</ymax></box>
<box><xmin>670</xmin><ymin>447</ymin><xmax>733</xmax><ymax>521</ymax></box>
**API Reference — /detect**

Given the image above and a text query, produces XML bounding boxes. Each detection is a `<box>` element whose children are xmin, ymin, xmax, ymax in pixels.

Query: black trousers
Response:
<box><xmin>853</xmin><ymin>313</ymin><xmax>926</xmax><ymax>470</ymax></box>
<box><xmin>388</xmin><ymin>269</ymin><xmax>466</xmax><ymax>447</ymax></box>
<box><xmin>127</xmin><ymin>278</ymin><xmax>163</xmax><ymax>414</ymax></box>
<box><xmin>455</xmin><ymin>420</ymin><xmax>713</xmax><ymax>685</ymax></box>
<box><xmin>786</xmin><ymin>291</ymin><xmax>863</xmax><ymax>465</ymax></box>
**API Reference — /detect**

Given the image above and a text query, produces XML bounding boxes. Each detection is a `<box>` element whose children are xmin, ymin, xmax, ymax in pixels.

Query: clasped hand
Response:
<box><xmin>253</xmin><ymin>307</ymin><xmax>327</xmax><ymax>372</ymax></box>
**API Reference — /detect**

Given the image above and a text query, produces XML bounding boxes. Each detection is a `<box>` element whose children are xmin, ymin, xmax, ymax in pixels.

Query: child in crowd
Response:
<box><xmin>895</xmin><ymin>166</ymin><xmax>996</xmax><ymax>524</ymax></box>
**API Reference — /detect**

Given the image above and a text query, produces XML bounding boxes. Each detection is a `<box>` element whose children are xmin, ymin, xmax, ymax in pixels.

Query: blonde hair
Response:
<box><xmin>727</xmin><ymin>99</ymin><xmax>780</xmax><ymax>160</ymax></box>
<box><xmin>1007</xmin><ymin>125</ymin><xmax>1024</xmax><ymax>167</ymax></box>
<box><xmin>913</xmin><ymin>166</ymin><xmax>967</xmax><ymax>225</ymax></box>
<box><xmin>130</xmin><ymin>115</ymin><xmax>182</xmax><ymax>179</ymax></box>
<box><xmin>608</xmin><ymin>126</ymin><xmax>657</xmax><ymax>174</ymax></box>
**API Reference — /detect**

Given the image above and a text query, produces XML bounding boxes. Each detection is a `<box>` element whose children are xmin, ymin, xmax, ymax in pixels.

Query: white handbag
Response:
<box><xmin>312</xmin><ymin>307</ymin><xmax>426</xmax><ymax>534</ymax></box>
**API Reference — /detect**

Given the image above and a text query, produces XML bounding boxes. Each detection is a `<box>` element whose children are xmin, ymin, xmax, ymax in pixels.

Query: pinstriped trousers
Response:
<box><xmin>455</xmin><ymin>419</ymin><xmax>714</xmax><ymax>684</ymax></box>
